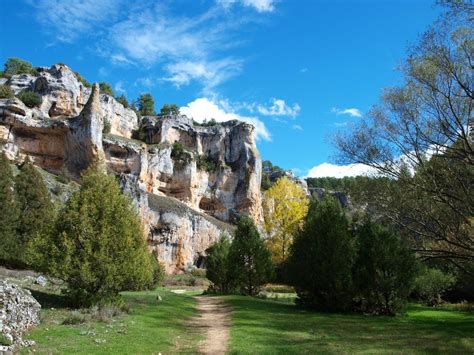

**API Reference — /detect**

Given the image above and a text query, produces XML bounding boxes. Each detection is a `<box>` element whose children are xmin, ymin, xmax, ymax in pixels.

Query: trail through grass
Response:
<box><xmin>23</xmin><ymin>288</ymin><xmax>201</xmax><ymax>354</ymax></box>
<box><xmin>224</xmin><ymin>296</ymin><xmax>474</xmax><ymax>354</ymax></box>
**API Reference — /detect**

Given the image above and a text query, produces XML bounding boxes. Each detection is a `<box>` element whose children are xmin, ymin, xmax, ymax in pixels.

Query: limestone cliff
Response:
<box><xmin>0</xmin><ymin>63</ymin><xmax>263</xmax><ymax>273</ymax></box>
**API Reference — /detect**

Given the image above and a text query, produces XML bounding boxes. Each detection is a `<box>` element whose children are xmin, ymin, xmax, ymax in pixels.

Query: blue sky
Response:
<box><xmin>0</xmin><ymin>0</ymin><xmax>440</xmax><ymax>177</ymax></box>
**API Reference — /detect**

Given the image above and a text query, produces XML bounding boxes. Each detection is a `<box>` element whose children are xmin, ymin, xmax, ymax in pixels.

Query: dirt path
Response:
<box><xmin>189</xmin><ymin>296</ymin><xmax>232</xmax><ymax>355</ymax></box>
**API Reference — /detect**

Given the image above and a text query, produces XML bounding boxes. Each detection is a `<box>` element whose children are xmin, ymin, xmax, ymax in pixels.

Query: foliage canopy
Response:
<box><xmin>46</xmin><ymin>168</ymin><xmax>153</xmax><ymax>306</ymax></box>
<box><xmin>263</xmin><ymin>177</ymin><xmax>309</xmax><ymax>264</ymax></box>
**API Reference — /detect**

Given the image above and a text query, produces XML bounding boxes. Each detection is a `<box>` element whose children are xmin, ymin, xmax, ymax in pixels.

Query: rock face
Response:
<box><xmin>3</xmin><ymin>64</ymin><xmax>138</xmax><ymax>138</ymax></box>
<box><xmin>309</xmin><ymin>187</ymin><xmax>351</xmax><ymax>209</ymax></box>
<box><xmin>266</xmin><ymin>167</ymin><xmax>310</xmax><ymax>196</ymax></box>
<box><xmin>0</xmin><ymin>63</ymin><xmax>263</xmax><ymax>273</ymax></box>
<box><xmin>141</xmin><ymin>115</ymin><xmax>263</xmax><ymax>223</ymax></box>
<box><xmin>0</xmin><ymin>281</ymin><xmax>41</xmax><ymax>352</ymax></box>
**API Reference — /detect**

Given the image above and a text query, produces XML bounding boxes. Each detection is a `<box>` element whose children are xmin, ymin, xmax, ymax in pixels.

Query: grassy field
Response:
<box><xmin>22</xmin><ymin>288</ymin><xmax>201</xmax><ymax>354</ymax></box>
<box><xmin>224</xmin><ymin>296</ymin><xmax>474</xmax><ymax>354</ymax></box>
<box><xmin>8</xmin><ymin>268</ymin><xmax>472</xmax><ymax>355</ymax></box>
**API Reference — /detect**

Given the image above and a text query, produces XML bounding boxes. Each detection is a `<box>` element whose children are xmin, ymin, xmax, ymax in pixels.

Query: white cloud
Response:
<box><xmin>114</xmin><ymin>81</ymin><xmax>126</xmax><ymax>95</ymax></box>
<box><xmin>32</xmin><ymin>1</ymin><xmax>276</xmax><ymax>91</ymax></box>
<box><xmin>307</xmin><ymin>162</ymin><xmax>375</xmax><ymax>178</ymax></box>
<box><xmin>162</xmin><ymin>58</ymin><xmax>243</xmax><ymax>91</ymax></box>
<box><xmin>110</xmin><ymin>53</ymin><xmax>134</xmax><ymax>66</ymax></box>
<box><xmin>180</xmin><ymin>98</ymin><xmax>270</xmax><ymax>141</ymax></box>
<box><xmin>110</xmin><ymin>7</ymin><xmax>217</xmax><ymax>65</ymax></box>
<box><xmin>331</xmin><ymin>107</ymin><xmax>363</xmax><ymax>118</ymax></box>
<box><xmin>299</xmin><ymin>67</ymin><xmax>308</xmax><ymax>73</ymax></box>
<box><xmin>32</xmin><ymin>0</ymin><xmax>121</xmax><ymax>43</ymax></box>
<box><xmin>256</xmin><ymin>98</ymin><xmax>301</xmax><ymax>118</ymax></box>
<box><xmin>217</xmin><ymin>0</ymin><xmax>275</xmax><ymax>12</ymax></box>
<box><xmin>292</xmin><ymin>124</ymin><xmax>303</xmax><ymax>131</ymax></box>
<box><xmin>134</xmin><ymin>77</ymin><xmax>155</xmax><ymax>88</ymax></box>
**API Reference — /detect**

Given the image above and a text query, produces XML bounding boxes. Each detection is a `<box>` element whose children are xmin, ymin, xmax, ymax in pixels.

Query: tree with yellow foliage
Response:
<box><xmin>263</xmin><ymin>177</ymin><xmax>309</xmax><ymax>264</ymax></box>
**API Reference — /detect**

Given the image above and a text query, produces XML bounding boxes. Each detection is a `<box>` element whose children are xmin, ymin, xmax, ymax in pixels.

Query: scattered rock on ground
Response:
<box><xmin>34</xmin><ymin>275</ymin><xmax>47</xmax><ymax>287</ymax></box>
<box><xmin>0</xmin><ymin>281</ymin><xmax>41</xmax><ymax>353</ymax></box>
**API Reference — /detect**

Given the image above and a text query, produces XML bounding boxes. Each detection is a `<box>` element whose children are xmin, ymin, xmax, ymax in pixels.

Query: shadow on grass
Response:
<box><xmin>226</xmin><ymin>297</ymin><xmax>474</xmax><ymax>354</ymax></box>
<box><xmin>28</xmin><ymin>288</ymin><xmax>70</xmax><ymax>309</ymax></box>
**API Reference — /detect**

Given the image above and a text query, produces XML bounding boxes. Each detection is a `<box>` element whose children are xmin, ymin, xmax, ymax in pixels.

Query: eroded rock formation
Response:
<box><xmin>0</xmin><ymin>63</ymin><xmax>263</xmax><ymax>273</ymax></box>
<box><xmin>0</xmin><ymin>281</ymin><xmax>41</xmax><ymax>352</ymax></box>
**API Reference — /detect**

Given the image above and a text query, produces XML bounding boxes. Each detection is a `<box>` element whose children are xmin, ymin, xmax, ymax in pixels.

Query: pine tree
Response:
<box><xmin>14</xmin><ymin>157</ymin><xmax>54</xmax><ymax>266</ymax></box>
<box><xmin>228</xmin><ymin>216</ymin><xmax>274</xmax><ymax>295</ymax></box>
<box><xmin>0</xmin><ymin>152</ymin><xmax>19</xmax><ymax>264</ymax></box>
<box><xmin>288</xmin><ymin>197</ymin><xmax>355</xmax><ymax>311</ymax></box>
<box><xmin>136</xmin><ymin>93</ymin><xmax>156</xmax><ymax>116</ymax></box>
<box><xmin>353</xmin><ymin>221</ymin><xmax>417</xmax><ymax>314</ymax></box>
<box><xmin>205</xmin><ymin>235</ymin><xmax>232</xmax><ymax>293</ymax></box>
<box><xmin>47</xmin><ymin>168</ymin><xmax>153</xmax><ymax>307</ymax></box>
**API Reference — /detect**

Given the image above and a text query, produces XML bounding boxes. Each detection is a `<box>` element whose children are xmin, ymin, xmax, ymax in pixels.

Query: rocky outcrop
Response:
<box><xmin>309</xmin><ymin>187</ymin><xmax>351</xmax><ymax>209</ymax></box>
<box><xmin>0</xmin><ymin>63</ymin><xmax>263</xmax><ymax>273</ymax></box>
<box><xmin>266</xmin><ymin>166</ymin><xmax>310</xmax><ymax>196</ymax></box>
<box><xmin>147</xmin><ymin>194</ymin><xmax>234</xmax><ymax>273</ymax></box>
<box><xmin>66</xmin><ymin>83</ymin><xmax>106</xmax><ymax>173</ymax></box>
<box><xmin>2</xmin><ymin>64</ymin><xmax>138</xmax><ymax>138</ymax></box>
<box><xmin>0</xmin><ymin>281</ymin><xmax>41</xmax><ymax>352</ymax></box>
<box><xmin>141</xmin><ymin>115</ymin><xmax>263</xmax><ymax>224</ymax></box>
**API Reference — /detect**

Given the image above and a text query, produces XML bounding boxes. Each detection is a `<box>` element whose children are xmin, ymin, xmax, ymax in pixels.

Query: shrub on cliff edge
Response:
<box><xmin>0</xmin><ymin>85</ymin><xmax>14</xmax><ymax>98</ymax></box>
<box><xmin>18</xmin><ymin>90</ymin><xmax>42</xmax><ymax>108</ymax></box>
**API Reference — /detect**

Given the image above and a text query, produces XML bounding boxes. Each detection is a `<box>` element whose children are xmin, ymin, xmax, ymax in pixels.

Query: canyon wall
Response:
<box><xmin>0</xmin><ymin>64</ymin><xmax>262</xmax><ymax>273</ymax></box>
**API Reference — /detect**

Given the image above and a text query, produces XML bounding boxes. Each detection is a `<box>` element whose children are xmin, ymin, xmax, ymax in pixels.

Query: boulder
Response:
<box><xmin>0</xmin><ymin>281</ymin><xmax>41</xmax><ymax>352</ymax></box>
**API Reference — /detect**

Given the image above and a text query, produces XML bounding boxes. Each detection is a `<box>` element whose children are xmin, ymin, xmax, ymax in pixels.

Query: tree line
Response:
<box><xmin>0</xmin><ymin>153</ymin><xmax>162</xmax><ymax>308</ymax></box>
<box><xmin>207</xmin><ymin>175</ymin><xmax>458</xmax><ymax>314</ymax></box>
<box><xmin>334</xmin><ymin>2</ymin><xmax>473</xmax><ymax>296</ymax></box>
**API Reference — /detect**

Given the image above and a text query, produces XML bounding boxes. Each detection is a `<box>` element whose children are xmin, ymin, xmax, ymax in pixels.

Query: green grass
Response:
<box><xmin>224</xmin><ymin>296</ymin><xmax>474</xmax><ymax>354</ymax></box>
<box><xmin>23</xmin><ymin>288</ymin><xmax>201</xmax><ymax>354</ymax></box>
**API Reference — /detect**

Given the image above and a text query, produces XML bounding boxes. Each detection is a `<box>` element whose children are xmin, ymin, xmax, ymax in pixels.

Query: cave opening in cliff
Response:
<box><xmin>199</xmin><ymin>197</ymin><xmax>224</xmax><ymax>214</ymax></box>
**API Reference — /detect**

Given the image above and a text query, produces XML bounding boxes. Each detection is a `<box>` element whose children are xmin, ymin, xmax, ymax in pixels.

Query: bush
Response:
<box><xmin>3</xmin><ymin>57</ymin><xmax>37</xmax><ymax>76</ymax></box>
<box><xmin>99</xmin><ymin>82</ymin><xmax>114</xmax><ymax>96</ymax></box>
<box><xmin>74</xmin><ymin>71</ymin><xmax>91</xmax><ymax>88</ymax></box>
<box><xmin>193</xmin><ymin>118</ymin><xmax>217</xmax><ymax>127</ymax></box>
<box><xmin>90</xmin><ymin>304</ymin><xmax>125</xmax><ymax>322</ymax></box>
<box><xmin>160</xmin><ymin>103</ymin><xmax>180</xmax><ymax>116</ymax></box>
<box><xmin>191</xmin><ymin>268</ymin><xmax>207</xmax><ymax>278</ymax></box>
<box><xmin>353</xmin><ymin>221</ymin><xmax>418</xmax><ymax>314</ymax></box>
<box><xmin>62</xmin><ymin>310</ymin><xmax>87</xmax><ymax>325</ymax></box>
<box><xmin>148</xmin><ymin>251</ymin><xmax>165</xmax><ymax>290</ymax></box>
<box><xmin>171</xmin><ymin>142</ymin><xmax>192</xmax><ymax>167</ymax></box>
<box><xmin>57</xmin><ymin>167</ymin><xmax>74</xmax><ymax>184</ymax></box>
<box><xmin>414</xmin><ymin>267</ymin><xmax>456</xmax><ymax>306</ymax></box>
<box><xmin>46</xmin><ymin>168</ymin><xmax>153</xmax><ymax>307</ymax></box>
<box><xmin>103</xmin><ymin>118</ymin><xmax>111</xmax><ymax>134</ymax></box>
<box><xmin>288</xmin><ymin>197</ymin><xmax>356</xmax><ymax>311</ymax></box>
<box><xmin>196</xmin><ymin>155</ymin><xmax>218</xmax><ymax>172</ymax></box>
<box><xmin>0</xmin><ymin>85</ymin><xmax>14</xmax><ymax>98</ymax></box>
<box><xmin>205</xmin><ymin>235</ymin><xmax>233</xmax><ymax>293</ymax></box>
<box><xmin>18</xmin><ymin>90</ymin><xmax>42</xmax><ymax>108</ymax></box>
<box><xmin>228</xmin><ymin>216</ymin><xmax>274</xmax><ymax>295</ymax></box>
<box><xmin>116</xmin><ymin>94</ymin><xmax>129</xmax><ymax>108</ymax></box>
